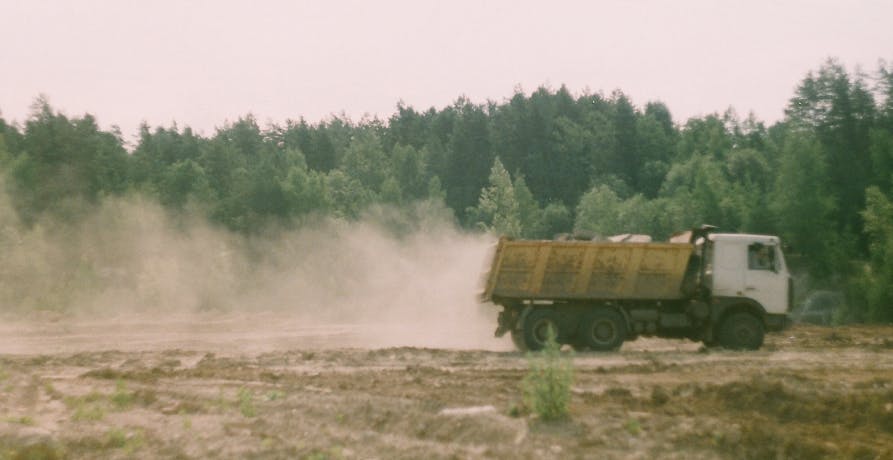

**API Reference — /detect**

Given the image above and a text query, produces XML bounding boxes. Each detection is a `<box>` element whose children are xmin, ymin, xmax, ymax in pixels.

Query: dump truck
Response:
<box><xmin>480</xmin><ymin>227</ymin><xmax>792</xmax><ymax>351</ymax></box>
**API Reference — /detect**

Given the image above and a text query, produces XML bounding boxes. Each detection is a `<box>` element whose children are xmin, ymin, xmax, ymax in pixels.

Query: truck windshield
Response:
<box><xmin>773</xmin><ymin>245</ymin><xmax>787</xmax><ymax>271</ymax></box>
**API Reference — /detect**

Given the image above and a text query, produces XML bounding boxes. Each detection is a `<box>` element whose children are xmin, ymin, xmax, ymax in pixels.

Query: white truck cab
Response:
<box><xmin>702</xmin><ymin>233</ymin><xmax>793</xmax><ymax>337</ymax></box>
<box><xmin>708</xmin><ymin>234</ymin><xmax>791</xmax><ymax>314</ymax></box>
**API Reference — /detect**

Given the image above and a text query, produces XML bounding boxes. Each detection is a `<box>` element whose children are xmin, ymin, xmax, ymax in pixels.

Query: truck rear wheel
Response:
<box><xmin>580</xmin><ymin>309</ymin><xmax>626</xmax><ymax>351</ymax></box>
<box><xmin>717</xmin><ymin>312</ymin><xmax>764</xmax><ymax>350</ymax></box>
<box><xmin>522</xmin><ymin>309</ymin><xmax>560</xmax><ymax>351</ymax></box>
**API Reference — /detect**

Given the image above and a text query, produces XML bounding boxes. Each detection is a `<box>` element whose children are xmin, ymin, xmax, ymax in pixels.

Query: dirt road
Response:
<box><xmin>2</xmin><ymin>315</ymin><xmax>892</xmax><ymax>459</ymax></box>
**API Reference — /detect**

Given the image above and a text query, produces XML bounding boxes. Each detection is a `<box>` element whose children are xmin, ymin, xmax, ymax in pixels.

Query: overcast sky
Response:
<box><xmin>1</xmin><ymin>0</ymin><xmax>891</xmax><ymax>142</ymax></box>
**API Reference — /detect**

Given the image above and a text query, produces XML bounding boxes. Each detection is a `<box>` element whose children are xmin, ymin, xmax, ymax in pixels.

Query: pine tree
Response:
<box><xmin>468</xmin><ymin>158</ymin><xmax>521</xmax><ymax>237</ymax></box>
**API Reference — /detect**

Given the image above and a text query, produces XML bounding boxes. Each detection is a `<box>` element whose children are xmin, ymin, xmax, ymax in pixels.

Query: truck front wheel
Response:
<box><xmin>717</xmin><ymin>312</ymin><xmax>764</xmax><ymax>350</ymax></box>
<box><xmin>522</xmin><ymin>310</ymin><xmax>560</xmax><ymax>351</ymax></box>
<box><xmin>580</xmin><ymin>309</ymin><xmax>626</xmax><ymax>351</ymax></box>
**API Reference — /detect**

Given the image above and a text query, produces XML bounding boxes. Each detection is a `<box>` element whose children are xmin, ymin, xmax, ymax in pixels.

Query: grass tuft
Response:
<box><xmin>237</xmin><ymin>387</ymin><xmax>256</xmax><ymax>417</ymax></box>
<box><xmin>111</xmin><ymin>380</ymin><xmax>133</xmax><ymax>409</ymax></box>
<box><xmin>5</xmin><ymin>416</ymin><xmax>35</xmax><ymax>426</ymax></box>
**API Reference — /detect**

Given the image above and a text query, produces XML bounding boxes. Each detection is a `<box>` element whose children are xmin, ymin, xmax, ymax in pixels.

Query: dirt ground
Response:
<box><xmin>2</xmin><ymin>314</ymin><xmax>893</xmax><ymax>459</ymax></box>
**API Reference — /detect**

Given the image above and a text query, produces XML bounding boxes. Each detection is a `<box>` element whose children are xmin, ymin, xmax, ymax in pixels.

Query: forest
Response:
<box><xmin>1</xmin><ymin>58</ymin><xmax>892</xmax><ymax>323</ymax></box>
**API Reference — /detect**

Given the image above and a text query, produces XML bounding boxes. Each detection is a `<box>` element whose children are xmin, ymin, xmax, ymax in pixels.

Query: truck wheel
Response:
<box><xmin>580</xmin><ymin>309</ymin><xmax>626</xmax><ymax>351</ymax></box>
<box><xmin>510</xmin><ymin>329</ymin><xmax>528</xmax><ymax>352</ymax></box>
<box><xmin>522</xmin><ymin>310</ymin><xmax>560</xmax><ymax>351</ymax></box>
<box><xmin>717</xmin><ymin>312</ymin><xmax>764</xmax><ymax>350</ymax></box>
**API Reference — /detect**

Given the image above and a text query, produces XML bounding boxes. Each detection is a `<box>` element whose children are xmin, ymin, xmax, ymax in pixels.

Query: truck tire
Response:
<box><xmin>717</xmin><ymin>312</ymin><xmax>764</xmax><ymax>350</ymax></box>
<box><xmin>522</xmin><ymin>309</ymin><xmax>560</xmax><ymax>351</ymax></box>
<box><xmin>580</xmin><ymin>309</ymin><xmax>626</xmax><ymax>351</ymax></box>
<box><xmin>510</xmin><ymin>329</ymin><xmax>528</xmax><ymax>352</ymax></box>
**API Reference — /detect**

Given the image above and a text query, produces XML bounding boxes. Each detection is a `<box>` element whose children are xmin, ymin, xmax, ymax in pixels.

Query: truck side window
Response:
<box><xmin>748</xmin><ymin>244</ymin><xmax>775</xmax><ymax>271</ymax></box>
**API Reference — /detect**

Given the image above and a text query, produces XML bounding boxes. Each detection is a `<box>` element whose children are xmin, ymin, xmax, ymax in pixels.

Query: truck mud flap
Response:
<box><xmin>494</xmin><ymin>309</ymin><xmax>518</xmax><ymax>337</ymax></box>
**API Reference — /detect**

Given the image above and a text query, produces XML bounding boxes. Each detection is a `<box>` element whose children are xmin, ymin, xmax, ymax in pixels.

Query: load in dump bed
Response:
<box><xmin>481</xmin><ymin>227</ymin><xmax>792</xmax><ymax>351</ymax></box>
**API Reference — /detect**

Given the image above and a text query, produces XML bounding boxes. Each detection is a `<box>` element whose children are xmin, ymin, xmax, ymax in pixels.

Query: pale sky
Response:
<box><xmin>1</xmin><ymin>0</ymin><xmax>891</xmax><ymax>142</ymax></box>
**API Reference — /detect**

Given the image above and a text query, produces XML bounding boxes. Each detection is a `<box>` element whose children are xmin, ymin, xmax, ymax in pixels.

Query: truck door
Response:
<box><xmin>708</xmin><ymin>240</ymin><xmax>746</xmax><ymax>298</ymax></box>
<box><xmin>744</xmin><ymin>243</ymin><xmax>788</xmax><ymax>314</ymax></box>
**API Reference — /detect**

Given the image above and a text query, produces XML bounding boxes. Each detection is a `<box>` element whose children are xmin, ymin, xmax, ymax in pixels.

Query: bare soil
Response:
<box><xmin>2</xmin><ymin>315</ymin><xmax>893</xmax><ymax>459</ymax></box>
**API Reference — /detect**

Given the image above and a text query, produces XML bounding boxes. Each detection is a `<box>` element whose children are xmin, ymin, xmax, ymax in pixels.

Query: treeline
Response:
<box><xmin>0</xmin><ymin>58</ymin><xmax>892</xmax><ymax>322</ymax></box>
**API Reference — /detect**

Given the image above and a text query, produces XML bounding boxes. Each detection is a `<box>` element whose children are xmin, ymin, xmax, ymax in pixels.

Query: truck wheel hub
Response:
<box><xmin>533</xmin><ymin>320</ymin><xmax>556</xmax><ymax>343</ymax></box>
<box><xmin>592</xmin><ymin>321</ymin><xmax>616</xmax><ymax>343</ymax></box>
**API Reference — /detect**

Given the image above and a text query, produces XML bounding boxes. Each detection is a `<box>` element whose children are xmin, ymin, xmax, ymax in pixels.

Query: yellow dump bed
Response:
<box><xmin>482</xmin><ymin>238</ymin><xmax>694</xmax><ymax>302</ymax></box>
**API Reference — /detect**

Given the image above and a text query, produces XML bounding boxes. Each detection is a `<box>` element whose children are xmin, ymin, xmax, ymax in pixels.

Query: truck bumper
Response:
<box><xmin>765</xmin><ymin>314</ymin><xmax>792</xmax><ymax>332</ymax></box>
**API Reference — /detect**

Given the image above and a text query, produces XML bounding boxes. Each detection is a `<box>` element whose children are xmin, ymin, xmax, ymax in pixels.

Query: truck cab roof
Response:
<box><xmin>708</xmin><ymin>233</ymin><xmax>780</xmax><ymax>245</ymax></box>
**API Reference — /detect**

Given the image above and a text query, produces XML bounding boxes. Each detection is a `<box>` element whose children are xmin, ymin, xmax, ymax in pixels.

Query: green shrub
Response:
<box><xmin>521</xmin><ymin>328</ymin><xmax>573</xmax><ymax>420</ymax></box>
<box><xmin>105</xmin><ymin>428</ymin><xmax>128</xmax><ymax>448</ymax></box>
<box><xmin>66</xmin><ymin>391</ymin><xmax>106</xmax><ymax>422</ymax></box>
<box><xmin>237</xmin><ymin>387</ymin><xmax>256</xmax><ymax>417</ymax></box>
<box><xmin>105</xmin><ymin>428</ymin><xmax>144</xmax><ymax>453</ymax></box>
<box><xmin>111</xmin><ymin>380</ymin><xmax>133</xmax><ymax>409</ymax></box>
<box><xmin>72</xmin><ymin>404</ymin><xmax>105</xmax><ymax>422</ymax></box>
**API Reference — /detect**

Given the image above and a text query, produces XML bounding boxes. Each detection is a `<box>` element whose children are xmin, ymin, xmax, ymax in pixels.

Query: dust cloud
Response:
<box><xmin>0</xmin><ymin>189</ymin><xmax>509</xmax><ymax>352</ymax></box>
